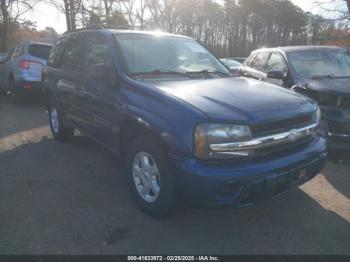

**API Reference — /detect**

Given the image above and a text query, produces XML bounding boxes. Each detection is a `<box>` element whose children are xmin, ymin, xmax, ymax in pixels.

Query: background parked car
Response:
<box><xmin>0</xmin><ymin>43</ymin><xmax>52</xmax><ymax>103</ymax></box>
<box><xmin>220</xmin><ymin>58</ymin><xmax>242</xmax><ymax>75</ymax></box>
<box><xmin>240</xmin><ymin>46</ymin><xmax>350</xmax><ymax>152</ymax></box>
<box><xmin>230</xmin><ymin>57</ymin><xmax>246</xmax><ymax>64</ymax></box>
<box><xmin>0</xmin><ymin>53</ymin><xmax>7</xmax><ymax>63</ymax></box>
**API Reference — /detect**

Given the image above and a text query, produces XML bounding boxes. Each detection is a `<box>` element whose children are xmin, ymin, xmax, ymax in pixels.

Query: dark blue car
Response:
<box><xmin>42</xmin><ymin>30</ymin><xmax>327</xmax><ymax>216</ymax></box>
<box><xmin>240</xmin><ymin>46</ymin><xmax>350</xmax><ymax>152</ymax></box>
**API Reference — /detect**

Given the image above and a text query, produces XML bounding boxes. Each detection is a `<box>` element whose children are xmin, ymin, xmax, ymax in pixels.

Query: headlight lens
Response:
<box><xmin>194</xmin><ymin>123</ymin><xmax>252</xmax><ymax>159</ymax></box>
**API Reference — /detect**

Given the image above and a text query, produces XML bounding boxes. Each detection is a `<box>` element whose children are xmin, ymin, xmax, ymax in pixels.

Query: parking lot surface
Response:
<box><xmin>0</xmin><ymin>98</ymin><xmax>349</xmax><ymax>255</ymax></box>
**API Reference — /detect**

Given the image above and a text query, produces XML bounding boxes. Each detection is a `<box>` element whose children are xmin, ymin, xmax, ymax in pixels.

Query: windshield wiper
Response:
<box><xmin>333</xmin><ymin>75</ymin><xmax>350</xmax><ymax>78</ymax></box>
<box><xmin>131</xmin><ymin>69</ymin><xmax>192</xmax><ymax>78</ymax></box>
<box><xmin>311</xmin><ymin>74</ymin><xmax>335</xmax><ymax>79</ymax></box>
<box><xmin>185</xmin><ymin>69</ymin><xmax>230</xmax><ymax>77</ymax></box>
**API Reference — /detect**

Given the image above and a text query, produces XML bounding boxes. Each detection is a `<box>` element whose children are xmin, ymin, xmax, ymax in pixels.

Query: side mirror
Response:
<box><xmin>91</xmin><ymin>63</ymin><xmax>110</xmax><ymax>81</ymax></box>
<box><xmin>291</xmin><ymin>84</ymin><xmax>308</xmax><ymax>94</ymax></box>
<box><xmin>267</xmin><ymin>70</ymin><xmax>284</xmax><ymax>80</ymax></box>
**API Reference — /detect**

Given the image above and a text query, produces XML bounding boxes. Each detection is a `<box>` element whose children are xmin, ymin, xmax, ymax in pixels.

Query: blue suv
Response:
<box><xmin>0</xmin><ymin>43</ymin><xmax>52</xmax><ymax>103</ymax></box>
<box><xmin>42</xmin><ymin>30</ymin><xmax>327</xmax><ymax>216</ymax></box>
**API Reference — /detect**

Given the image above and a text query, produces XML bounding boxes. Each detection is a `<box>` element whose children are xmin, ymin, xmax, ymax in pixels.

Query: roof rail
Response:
<box><xmin>63</xmin><ymin>25</ymin><xmax>158</xmax><ymax>35</ymax></box>
<box><xmin>63</xmin><ymin>26</ymin><xmax>105</xmax><ymax>35</ymax></box>
<box><xmin>63</xmin><ymin>25</ymin><xmax>136</xmax><ymax>34</ymax></box>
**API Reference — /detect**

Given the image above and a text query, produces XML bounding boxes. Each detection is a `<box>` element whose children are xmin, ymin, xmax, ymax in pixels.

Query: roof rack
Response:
<box><xmin>63</xmin><ymin>25</ymin><xmax>158</xmax><ymax>35</ymax></box>
<box><xmin>63</xmin><ymin>25</ymin><xmax>135</xmax><ymax>35</ymax></box>
<box><xmin>63</xmin><ymin>25</ymin><xmax>108</xmax><ymax>35</ymax></box>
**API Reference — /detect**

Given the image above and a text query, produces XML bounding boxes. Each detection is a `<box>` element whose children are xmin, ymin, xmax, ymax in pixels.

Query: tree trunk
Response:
<box><xmin>1</xmin><ymin>0</ymin><xmax>10</xmax><ymax>52</ymax></box>
<box><xmin>63</xmin><ymin>0</ymin><xmax>72</xmax><ymax>31</ymax></box>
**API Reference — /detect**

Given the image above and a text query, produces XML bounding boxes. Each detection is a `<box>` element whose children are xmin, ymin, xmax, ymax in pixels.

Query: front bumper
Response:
<box><xmin>169</xmin><ymin>136</ymin><xmax>327</xmax><ymax>206</ymax></box>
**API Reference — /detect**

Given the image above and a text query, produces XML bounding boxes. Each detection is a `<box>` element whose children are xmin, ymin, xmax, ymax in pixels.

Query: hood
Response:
<box><xmin>306</xmin><ymin>77</ymin><xmax>350</xmax><ymax>97</ymax></box>
<box><xmin>147</xmin><ymin>77</ymin><xmax>316</xmax><ymax>124</ymax></box>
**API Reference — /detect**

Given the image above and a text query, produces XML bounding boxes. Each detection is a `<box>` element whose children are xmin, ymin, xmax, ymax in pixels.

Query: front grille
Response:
<box><xmin>251</xmin><ymin>114</ymin><xmax>313</xmax><ymax>136</ymax></box>
<box><xmin>253</xmin><ymin>136</ymin><xmax>313</xmax><ymax>158</ymax></box>
<box><xmin>329</xmin><ymin>121</ymin><xmax>350</xmax><ymax>135</ymax></box>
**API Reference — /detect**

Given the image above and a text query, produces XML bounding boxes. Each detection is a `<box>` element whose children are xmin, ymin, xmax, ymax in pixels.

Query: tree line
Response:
<box><xmin>1</xmin><ymin>0</ymin><xmax>349</xmax><ymax>57</ymax></box>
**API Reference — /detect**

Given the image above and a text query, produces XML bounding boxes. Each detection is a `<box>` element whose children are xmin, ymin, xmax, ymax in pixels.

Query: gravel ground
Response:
<box><xmin>0</xmin><ymin>97</ymin><xmax>349</xmax><ymax>255</ymax></box>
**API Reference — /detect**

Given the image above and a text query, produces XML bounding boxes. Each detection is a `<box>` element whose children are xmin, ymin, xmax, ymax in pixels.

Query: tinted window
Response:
<box><xmin>28</xmin><ymin>44</ymin><xmax>52</xmax><ymax>60</ymax></box>
<box><xmin>250</xmin><ymin>52</ymin><xmax>269</xmax><ymax>71</ymax></box>
<box><xmin>265</xmin><ymin>53</ymin><xmax>287</xmax><ymax>73</ymax></box>
<box><xmin>80</xmin><ymin>34</ymin><xmax>112</xmax><ymax>76</ymax></box>
<box><xmin>48</xmin><ymin>37</ymin><xmax>68</xmax><ymax>67</ymax></box>
<box><xmin>289</xmin><ymin>49</ymin><xmax>350</xmax><ymax>78</ymax></box>
<box><xmin>61</xmin><ymin>35</ymin><xmax>82</xmax><ymax>71</ymax></box>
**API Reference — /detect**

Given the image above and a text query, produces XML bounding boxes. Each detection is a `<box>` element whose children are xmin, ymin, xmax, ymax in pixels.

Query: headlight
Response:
<box><xmin>194</xmin><ymin>123</ymin><xmax>252</xmax><ymax>159</ymax></box>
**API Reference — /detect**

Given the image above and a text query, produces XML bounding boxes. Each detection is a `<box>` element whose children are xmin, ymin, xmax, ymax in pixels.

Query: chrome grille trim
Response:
<box><xmin>210</xmin><ymin>123</ymin><xmax>318</xmax><ymax>152</ymax></box>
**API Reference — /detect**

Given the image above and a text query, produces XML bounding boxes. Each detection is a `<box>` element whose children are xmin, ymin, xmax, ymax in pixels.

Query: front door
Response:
<box><xmin>264</xmin><ymin>53</ymin><xmax>288</xmax><ymax>87</ymax></box>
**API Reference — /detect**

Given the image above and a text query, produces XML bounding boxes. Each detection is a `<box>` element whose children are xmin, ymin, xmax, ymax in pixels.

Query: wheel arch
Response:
<box><xmin>120</xmin><ymin>116</ymin><xmax>170</xmax><ymax>158</ymax></box>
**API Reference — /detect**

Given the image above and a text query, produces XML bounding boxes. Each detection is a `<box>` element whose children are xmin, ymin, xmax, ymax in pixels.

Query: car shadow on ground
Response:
<box><xmin>0</xmin><ymin>96</ymin><xmax>47</xmax><ymax>140</ymax></box>
<box><xmin>0</xmin><ymin>134</ymin><xmax>349</xmax><ymax>255</ymax></box>
<box><xmin>322</xmin><ymin>159</ymin><xmax>350</xmax><ymax>200</ymax></box>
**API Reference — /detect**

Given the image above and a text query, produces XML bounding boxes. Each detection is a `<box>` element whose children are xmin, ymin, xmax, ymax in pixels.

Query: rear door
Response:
<box><xmin>55</xmin><ymin>34</ymin><xmax>86</xmax><ymax>126</ymax></box>
<box><xmin>75</xmin><ymin>32</ymin><xmax>121</xmax><ymax>148</ymax></box>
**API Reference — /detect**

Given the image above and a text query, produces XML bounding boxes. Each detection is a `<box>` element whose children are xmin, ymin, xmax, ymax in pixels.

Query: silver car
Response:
<box><xmin>0</xmin><ymin>43</ymin><xmax>52</xmax><ymax>103</ymax></box>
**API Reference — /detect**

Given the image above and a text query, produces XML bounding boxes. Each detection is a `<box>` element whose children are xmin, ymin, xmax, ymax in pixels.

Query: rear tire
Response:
<box><xmin>48</xmin><ymin>105</ymin><xmax>75</xmax><ymax>141</ymax></box>
<box><xmin>126</xmin><ymin>134</ymin><xmax>175</xmax><ymax>217</ymax></box>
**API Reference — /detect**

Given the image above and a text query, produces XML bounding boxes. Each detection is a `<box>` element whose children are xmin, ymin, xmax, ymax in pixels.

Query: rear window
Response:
<box><xmin>28</xmin><ymin>44</ymin><xmax>52</xmax><ymax>60</ymax></box>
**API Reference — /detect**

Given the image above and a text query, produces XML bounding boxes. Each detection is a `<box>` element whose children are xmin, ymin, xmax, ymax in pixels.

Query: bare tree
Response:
<box><xmin>315</xmin><ymin>0</ymin><xmax>350</xmax><ymax>20</ymax></box>
<box><xmin>0</xmin><ymin>0</ymin><xmax>41</xmax><ymax>51</ymax></box>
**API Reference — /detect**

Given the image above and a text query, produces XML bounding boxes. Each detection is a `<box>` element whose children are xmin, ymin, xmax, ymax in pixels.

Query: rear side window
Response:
<box><xmin>48</xmin><ymin>37</ymin><xmax>68</xmax><ymax>67</ymax></box>
<box><xmin>80</xmin><ymin>34</ymin><xmax>113</xmax><ymax>77</ymax></box>
<box><xmin>61</xmin><ymin>35</ymin><xmax>82</xmax><ymax>71</ymax></box>
<box><xmin>250</xmin><ymin>52</ymin><xmax>270</xmax><ymax>71</ymax></box>
<box><xmin>28</xmin><ymin>44</ymin><xmax>52</xmax><ymax>60</ymax></box>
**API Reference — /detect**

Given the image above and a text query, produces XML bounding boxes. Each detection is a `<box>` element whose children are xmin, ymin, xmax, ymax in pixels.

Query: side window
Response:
<box><xmin>48</xmin><ymin>37</ymin><xmax>68</xmax><ymax>68</ymax></box>
<box><xmin>265</xmin><ymin>53</ymin><xmax>287</xmax><ymax>73</ymax></box>
<box><xmin>245</xmin><ymin>53</ymin><xmax>256</xmax><ymax>67</ymax></box>
<box><xmin>250</xmin><ymin>52</ymin><xmax>269</xmax><ymax>72</ymax></box>
<box><xmin>80</xmin><ymin>34</ymin><xmax>114</xmax><ymax>82</ymax></box>
<box><xmin>61</xmin><ymin>35</ymin><xmax>82</xmax><ymax>71</ymax></box>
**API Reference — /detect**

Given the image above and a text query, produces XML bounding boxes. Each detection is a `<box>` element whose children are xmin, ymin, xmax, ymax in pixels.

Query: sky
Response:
<box><xmin>23</xmin><ymin>0</ymin><xmax>336</xmax><ymax>34</ymax></box>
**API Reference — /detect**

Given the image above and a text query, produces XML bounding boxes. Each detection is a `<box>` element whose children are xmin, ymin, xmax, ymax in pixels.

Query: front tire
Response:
<box><xmin>126</xmin><ymin>134</ymin><xmax>175</xmax><ymax>217</ymax></box>
<box><xmin>48</xmin><ymin>105</ymin><xmax>75</xmax><ymax>141</ymax></box>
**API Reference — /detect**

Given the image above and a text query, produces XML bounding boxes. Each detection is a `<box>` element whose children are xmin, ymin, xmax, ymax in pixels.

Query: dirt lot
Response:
<box><xmin>0</xmin><ymin>98</ymin><xmax>349</xmax><ymax>255</ymax></box>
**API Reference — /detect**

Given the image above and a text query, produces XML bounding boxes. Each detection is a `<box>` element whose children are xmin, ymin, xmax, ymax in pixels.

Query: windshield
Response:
<box><xmin>114</xmin><ymin>33</ymin><xmax>230</xmax><ymax>78</ymax></box>
<box><xmin>289</xmin><ymin>49</ymin><xmax>350</xmax><ymax>78</ymax></box>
